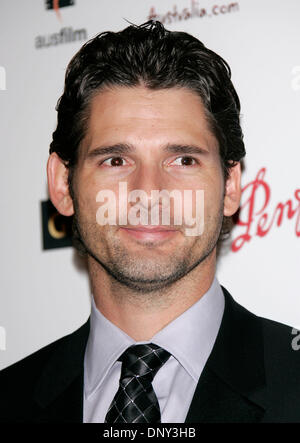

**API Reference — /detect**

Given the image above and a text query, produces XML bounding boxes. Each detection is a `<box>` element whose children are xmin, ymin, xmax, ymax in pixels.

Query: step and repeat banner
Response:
<box><xmin>0</xmin><ymin>0</ymin><xmax>299</xmax><ymax>369</ymax></box>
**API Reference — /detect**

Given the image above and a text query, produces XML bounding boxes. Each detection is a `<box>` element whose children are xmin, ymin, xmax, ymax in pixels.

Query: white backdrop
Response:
<box><xmin>0</xmin><ymin>0</ymin><xmax>299</xmax><ymax>370</ymax></box>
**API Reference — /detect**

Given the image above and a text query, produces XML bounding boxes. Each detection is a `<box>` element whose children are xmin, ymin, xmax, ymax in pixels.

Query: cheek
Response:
<box><xmin>75</xmin><ymin>176</ymin><xmax>103</xmax><ymax>221</ymax></box>
<box><xmin>196</xmin><ymin>174</ymin><xmax>224</xmax><ymax>214</ymax></box>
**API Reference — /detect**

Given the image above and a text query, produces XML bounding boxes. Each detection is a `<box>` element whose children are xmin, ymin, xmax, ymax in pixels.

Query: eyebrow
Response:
<box><xmin>163</xmin><ymin>144</ymin><xmax>209</xmax><ymax>156</ymax></box>
<box><xmin>86</xmin><ymin>142</ymin><xmax>209</xmax><ymax>159</ymax></box>
<box><xmin>86</xmin><ymin>144</ymin><xmax>135</xmax><ymax>159</ymax></box>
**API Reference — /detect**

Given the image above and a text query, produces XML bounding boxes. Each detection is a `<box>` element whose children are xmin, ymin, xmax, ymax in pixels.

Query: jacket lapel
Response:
<box><xmin>33</xmin><ymin>319</ymin><xmax>90</xmax><ymax>422</ymax></box>
<box><xmin>185</xmin><ymin>286</ymin><xmax>267</xmax><ymax>423</ymax></box>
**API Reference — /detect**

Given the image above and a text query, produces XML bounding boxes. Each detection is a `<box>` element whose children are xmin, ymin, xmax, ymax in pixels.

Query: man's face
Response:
<box><xmin>71</xmin><ymin>86</ymin><xmax>226</xmax><ymax>292</ymax></box>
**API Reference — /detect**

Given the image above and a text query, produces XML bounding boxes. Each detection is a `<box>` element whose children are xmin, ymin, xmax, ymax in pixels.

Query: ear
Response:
<box><xmin>47</xmin><ymin>152</ymin><xmax>74</xmax><ymax>216</ymax></box>
<box><xmin>223</xmin><ymin>162</ymin><xmax>241</xmax><ymax>217</ymax></box>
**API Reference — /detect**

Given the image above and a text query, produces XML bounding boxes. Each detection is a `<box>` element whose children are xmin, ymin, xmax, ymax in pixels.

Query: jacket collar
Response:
<box><xmin>33</xmin><ymin>319</ymin><xmax>90</xmax><ymax>422</ymax></box>
<box><xmin>185</xmin><ymin>286</ymin><xmax>267</xmax><ymax>422</ymax></box>
<box><xmin>33</xmin><ymin>286</ymin><xmax>267</xmax><ymax>422</ymax></box>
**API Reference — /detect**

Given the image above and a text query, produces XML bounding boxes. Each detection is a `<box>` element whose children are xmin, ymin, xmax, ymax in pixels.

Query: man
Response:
<box><xmin>1</xmin><ymin>20</ymin><xmax>300</xmax><ymax>423</ymax></box>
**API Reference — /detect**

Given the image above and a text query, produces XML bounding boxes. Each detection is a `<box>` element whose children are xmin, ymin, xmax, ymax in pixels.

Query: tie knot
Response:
<box><xmin>119</xmin><ymin>343</ymin><xmax>170</xmax><ymax>383</ymax></box>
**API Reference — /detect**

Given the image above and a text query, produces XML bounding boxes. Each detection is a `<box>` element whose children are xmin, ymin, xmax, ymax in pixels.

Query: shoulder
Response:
<box><xmin>259</xmin><ymin>314</ymin><xmax>300</xmax><ymax>375</ymax></box>
<box><xmin>0</xmin><ymin>321</ymin><xmax>87</xmax><ymax>378</ymax></box>
<box><xmin>0</xmin><ymin>320</ymin><xmax>89</xmax><ymax>422</ymax></box>
<box><xmin>222</xmin><ymin>285</ymin><xmax>300</xmax><ymax>360</ymax></box>
<box><xmin>252</xmin><ymin>309</ymin><xmax>300</xmax><ymax>366</ymax></box>
<box><xmin>1</xmin><ymin>337</ymin><xmax>61</xmax><ymax>381</ymax></box>
<box><xmin>221</xmin><ymin>286</ymin><xmax>300</xmax><ymax>419</ymax></box>
<box><xmin>236</xmin><ymin>293</ymin><xmax>300</xmax><ymax>367</ymax></box>
<box><xmin>227</xmin><ymin>287</ymin><xmax>300</xmax><ymax>409</ymax></box>
<box><xmin>259</xmin><ymin>315</ymin><xmax>300</xmax><ymax>418</ymax></box>
<box><xmin>260</xmin><ymin>314</ymin><xmax>299</xmax><ymax>346</ymax></box>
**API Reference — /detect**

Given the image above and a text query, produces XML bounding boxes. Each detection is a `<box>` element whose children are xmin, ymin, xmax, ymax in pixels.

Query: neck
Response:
<box><xmin>88</xmin><ymin>252</ymin><xmax>216</xmax><ymax>341</ymax></box>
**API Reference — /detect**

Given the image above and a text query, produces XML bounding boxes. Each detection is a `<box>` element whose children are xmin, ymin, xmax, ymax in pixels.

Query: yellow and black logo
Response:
<box><xmin>45</xmin><ymin>0</ymin><xmax>75</xmax><ymax>22</ymax></box>
<box><xmin>41</xmin><ymin>199</ymin><xmax>73</xmax><ymax>250</ymax></box>
<box><xmin>45</xmin><ymin>0</ymin><xmax>75</xmax><ymax>11</ymax></box>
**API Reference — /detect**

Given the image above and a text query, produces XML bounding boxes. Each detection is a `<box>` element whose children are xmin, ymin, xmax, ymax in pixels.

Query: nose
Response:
<box><xmin>128</xmin><ymin>163</ymin><xmax>167</xmax><ymax>210</ymax></box>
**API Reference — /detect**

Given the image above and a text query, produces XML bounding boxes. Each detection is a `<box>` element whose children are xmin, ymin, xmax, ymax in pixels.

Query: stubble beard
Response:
<box><xmin>72</xmin><ymin>196</ymin><xmax>224</xmax><ymax>295</ymax></box>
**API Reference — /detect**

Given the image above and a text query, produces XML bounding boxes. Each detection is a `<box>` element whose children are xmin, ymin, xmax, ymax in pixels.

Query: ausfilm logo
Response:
<box><xmin>35</xmin><ymin>27</ymin><xmax>87</xmax><ymax>49</ymax></box>
<box><xmin>95</xmin><ymin>183</ymin><xmax>205</xmax><ymax>237</ymax></box>
<box><xmin>36</xmin><ymin>0</ymin><xmax>87</xmax><ymax>49</ymax></box>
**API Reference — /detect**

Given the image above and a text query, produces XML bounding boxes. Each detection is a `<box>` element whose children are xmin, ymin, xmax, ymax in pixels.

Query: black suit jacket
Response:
<box><xmin>1</xmin><ymin>286</ymin><xmax>300</xmax><ymax>423</ymax></box>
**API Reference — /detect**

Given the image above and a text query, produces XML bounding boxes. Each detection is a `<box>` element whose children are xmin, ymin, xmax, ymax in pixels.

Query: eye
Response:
<box><xmin>101</xmin><ymin>156</ymin><xmax>126</xmax><ymax>167</ymax></box>
<box><xmin>170</xmin><ymin>156</ymin><xmax>198</xmax><ymax>166</ymax></box>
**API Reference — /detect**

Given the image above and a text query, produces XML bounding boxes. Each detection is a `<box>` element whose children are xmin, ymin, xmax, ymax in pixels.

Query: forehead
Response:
<box><xmin>82</xmin><ymin>85</ymin><xmax>218</xmax><ymax>152</ymax></box>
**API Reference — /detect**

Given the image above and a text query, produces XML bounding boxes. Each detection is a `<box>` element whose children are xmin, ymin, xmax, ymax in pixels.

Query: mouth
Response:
<box><xmin>119</xmin><ymin>225</ymin><xmax>179</xmax><ymax>242</ymax></box>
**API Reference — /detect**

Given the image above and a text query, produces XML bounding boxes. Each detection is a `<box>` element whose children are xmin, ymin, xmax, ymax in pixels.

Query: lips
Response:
<box><xmin>119</xmin><ymin>225</ymin><xmax>178</xmax><ymax>241</ymax></box>
<box><xmin>123</xmin><ymin>225</ymin><xmax>177</xmax><ymax>232</ymax></box>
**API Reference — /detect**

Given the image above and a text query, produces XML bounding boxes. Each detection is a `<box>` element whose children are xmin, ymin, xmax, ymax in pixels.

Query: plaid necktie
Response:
<box><xmin>105</xmin><ymin>343</ymin><xmax>171</xmax><ymax>423</ymax></box>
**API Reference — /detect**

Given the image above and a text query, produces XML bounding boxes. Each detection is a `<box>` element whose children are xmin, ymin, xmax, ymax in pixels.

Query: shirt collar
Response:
<box><xmin>84</xmin><ymin>277</ymin><xmax>224</xmax><ymax>398</ymax></box>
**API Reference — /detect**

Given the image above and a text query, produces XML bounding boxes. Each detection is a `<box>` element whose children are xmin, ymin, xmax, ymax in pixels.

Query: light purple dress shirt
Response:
<box><xmin>83</xmin><ymin>277</ymin><xmax>225</xmax><ymax>423</ymax></box>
